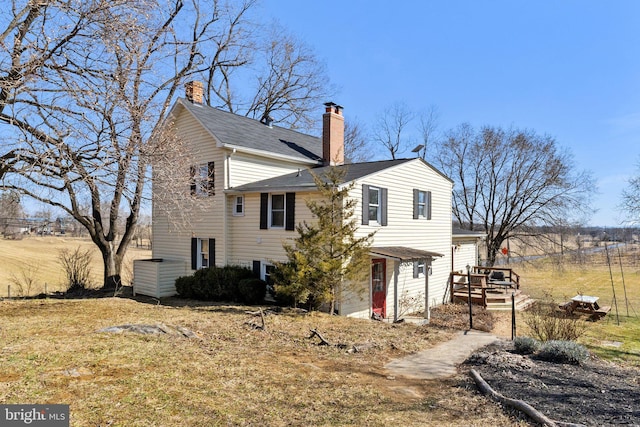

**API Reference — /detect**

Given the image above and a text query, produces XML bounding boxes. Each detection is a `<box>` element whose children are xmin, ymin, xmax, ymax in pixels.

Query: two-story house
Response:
<box><xmin>134</xmin><ymin>81</ymin><xmax>461</xmax><ymax>321</ymax></box>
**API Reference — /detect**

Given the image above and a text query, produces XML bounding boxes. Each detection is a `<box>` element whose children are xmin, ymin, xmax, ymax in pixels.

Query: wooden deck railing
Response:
<box><xmin>449</xmin><ymin>272</ymin><xmax>488</xmax><ymax>307</ymax></box>
<box><xmin>471</xmin><ymin>266</ymin><xmax>520</xmax><ymax>289</ymax></box>
<box><xmin>448</xmin><ymin>267</ymin><xmax>521</xmax><ymax>307</ymax></box>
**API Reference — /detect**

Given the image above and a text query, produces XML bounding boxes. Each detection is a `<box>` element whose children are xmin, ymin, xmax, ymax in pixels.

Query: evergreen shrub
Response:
<box><xmin>513</xmin><ymin>336</ymin><xmax>541</xmax><ymax>355</ymax></box>
<box><xmin>174</xmin><ymin>265</ymin><xmax>255</xmax><ymax>302</ymax></box>
<box><xmin>536</xmin><ymin>340</ymin><xmax>589</xmax><ymax>365</ymax></box>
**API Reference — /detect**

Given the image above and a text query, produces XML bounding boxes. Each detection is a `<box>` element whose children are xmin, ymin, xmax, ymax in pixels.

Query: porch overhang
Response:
<box><xmin>369</xmin><ymin>246</ymin><xmax>444</xmax><ymax>261</ymax></box>
<box><xmin>369</xmin><ymin>246</ymin><xmax>444</xmax><ymax>323</ymax></box>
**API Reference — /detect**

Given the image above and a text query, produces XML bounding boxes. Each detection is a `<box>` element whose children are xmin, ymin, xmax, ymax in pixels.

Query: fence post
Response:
<box><xmin>511</xmin><ymin>292</ymin><xmax>516</xmax><ymax>340</ymax></box>
<box><xmin>7</xmin><ymin>285</ymin><xmax>10</xmax><ymax>299</ymax></box>
<box><xmin>466</xmin><ymin>264</ymin><xmax>473</xmax><ymax>330</ymax></box>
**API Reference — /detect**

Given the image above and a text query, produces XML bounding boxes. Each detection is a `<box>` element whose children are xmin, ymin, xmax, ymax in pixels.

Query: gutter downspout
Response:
<box><xmin>223</xmin><ymin>149</ymin><xmax>236</xmax><ymax>265</ymax></box>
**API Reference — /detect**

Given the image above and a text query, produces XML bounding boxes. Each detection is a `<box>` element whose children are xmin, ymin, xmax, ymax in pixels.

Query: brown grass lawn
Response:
<box><xmin>512</xmin><ymin>244</ymin><xmax>640</xmax><ymax>365</ymax></box>
<box><xmin>1</xmin><ymin>239</ymin><xmax>638</xmax><ymax>425</ymax></box>
<box><xmin>0</xmin><ymin>298</ymin><xmax>520</xmax><ymax>427</ymax></box>
<box><xmin>0</xmin><ymin>236</ymin><xmax>151</xmax><ymax>296</ymax></box>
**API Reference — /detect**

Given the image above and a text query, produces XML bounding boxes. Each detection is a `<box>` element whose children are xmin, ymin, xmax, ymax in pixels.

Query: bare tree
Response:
<box><xmin>0</xmin><ymin>0</ymin><xmax>259</xmax><ymax>289</ymax></box>
<box><xmin>0</xmin><ymin>190</ymin><xmax>23</xmax><ymax>236</ymax></box>
<box><xmin>343</xmin><ymin>117</ymin><xmax>371</xmax><ymax>164</ymax></box>
<box><xmin>372</xmin><ymin>102</ymin><xmax>414</xmax><ymax>159</ymax></box>
<box><xmin>621</xmin><ymin>157</ymin><xmax>640</xmax><ymax>225</ymax></box>
<box><xmin>205</xmin><ymin>22</ymin><xmax>331</xmax><ymax>130</ymax></box>
<box><xmin>417</xmin><ymin>105</ymin><xmax>440</xmax><ymax>160</ymax></box>
<box><xmin>436</xmin><ymin>124</ymin><xmax>594</xmax><ymax>266</ymax></box>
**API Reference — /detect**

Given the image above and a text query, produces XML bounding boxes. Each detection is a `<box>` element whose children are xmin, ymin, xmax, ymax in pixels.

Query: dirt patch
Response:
<box><xmin>429</xmin><ymin>302</ymin><xmax>495</xmax><ymax>332</ymax></box>
<box><xmin>462</xmin><ymin>340</ymin><xmax>640</xmax><ymax>426</ymax></box>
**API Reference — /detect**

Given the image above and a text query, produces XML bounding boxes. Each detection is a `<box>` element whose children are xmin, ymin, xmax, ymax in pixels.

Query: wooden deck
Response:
<box><xmin>449</xmin><ymin>267</ymin><xmax>534</xmax><ymax>311</ymax></box>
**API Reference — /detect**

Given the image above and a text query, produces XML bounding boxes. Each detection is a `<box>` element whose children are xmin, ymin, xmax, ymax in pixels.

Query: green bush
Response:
<box><xmin>536</xmin><ymin>340</ymin><xmax>589</xmax><ymax>365</ymax></box>
<box><xmin>174</xmin><ymin>265</ymin><xmax>255</xmax><ymax>302</ymax></box>
<box><xmin>237</xmin><ymin>278</ymin><xmax>267</xmax><ymax>304</ymax></box>
<box><xmin>175</xmin><ymin>275</ymin><xmax>196</xmax><ymax>298</ymax></box>
<box><xmin>513</xmin><ymin>336</ymin><xmax>540</xmax><ymax>355</ymax></box>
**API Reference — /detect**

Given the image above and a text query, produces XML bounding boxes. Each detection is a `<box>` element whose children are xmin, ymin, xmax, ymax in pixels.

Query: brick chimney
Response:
<box><xmin>185</xmin><ymin>81</ymin><xmax>203</xmax><ymax>104</ymax></box>
<box><xmin>322</xmin><ymin>102</ymin><xmax>344</xmax><ymax>166</ymax></box>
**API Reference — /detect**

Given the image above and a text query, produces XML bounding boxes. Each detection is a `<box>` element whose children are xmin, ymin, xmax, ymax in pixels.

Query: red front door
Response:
<box><xmin>371</xmin><ymin>258</ymin><xmax>386</xmax><ymax>318</ymax></box>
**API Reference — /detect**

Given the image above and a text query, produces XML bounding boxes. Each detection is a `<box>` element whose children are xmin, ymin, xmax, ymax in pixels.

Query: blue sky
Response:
<box><xmin>260</xmin><ymin>0</ymin><xmax>640</xmax><ymax>227</ymax></box>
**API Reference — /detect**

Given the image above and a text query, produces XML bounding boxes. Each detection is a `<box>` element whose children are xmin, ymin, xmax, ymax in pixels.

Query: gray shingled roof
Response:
<box><xmin>370</xmin><ymin>246</ymin><xmax>444</xmax><ymax>260</ymax></box>
<box><xmin>178</xmin><ymin>99</ymin><xmax>323</xmax><ymax>163</ymax></box>
<box><xmin>453</xmin><ymin>228</ymin><xmax>486</xmax><ymax>238</ymax></box>
<box><xmin>229</xmin><ymin>159</ymin><xmax>414</xmax><ymax>192</ymax></box>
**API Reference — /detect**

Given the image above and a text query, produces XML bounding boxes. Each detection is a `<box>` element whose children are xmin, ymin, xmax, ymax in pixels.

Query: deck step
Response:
<box><xmin>486</xmin><ymin>295</ymin><xmax>535</xmax><ymax>311</ymax></box>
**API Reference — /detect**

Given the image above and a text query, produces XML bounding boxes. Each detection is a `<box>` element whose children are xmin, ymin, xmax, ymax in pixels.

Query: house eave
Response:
<box><xmin>225</xmin><ymin>184</ymin><xmax>319</xmax><ymax>194</ymax></box>
<box><xmin>369</xmin><ymin>246</ymin><xmax>445</xmax><ymax>262</ymax></box>
<box><xmin>221</xmin><ymin>144</ymin><xmax>322</xmax><ymax>166</ymax></box>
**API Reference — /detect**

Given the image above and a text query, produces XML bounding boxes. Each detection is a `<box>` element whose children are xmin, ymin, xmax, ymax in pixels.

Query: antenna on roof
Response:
<box><xmin>411</xmin><ymin>144</ymin><xmax>424</xmax><ymax>157</ymax></box>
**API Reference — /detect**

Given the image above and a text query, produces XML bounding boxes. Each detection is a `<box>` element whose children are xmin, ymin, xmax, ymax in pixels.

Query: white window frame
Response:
<box><xmin>194</xmin><ymin>164</ymin><xmax>210</xmax><ymax>196</ymax></box>
<box><xmin>198</xmin><ymin>238</ymin><xmax>210</xmax><ymax>269</ymax></box>
<box><xmin>262</xmin><ymin>262</ymin><xmax>276</xmax><ymax>299</ymax></box>
<box><xmin>416</xmin><ymin>260</ymin><xmax>425</xmax><ymax>278</ymax></box>
<box><xmin>368</xmin><ymin>186</ymin><xmax>381</xmax><ymax>224</ymax></box>
<box><xmin>269</xmin><ymin>194</ymin><xmax>285</xmax><ymax>228</ymax></box>
<box><xmin>233</xmin><ymin>195</ymin><xmax>245</xmax><ymax>216</ymax></box>
<box><xmin>417</xmin><ymin>190</ymin><xmax>427</xmax><ymax>218</ymax></box>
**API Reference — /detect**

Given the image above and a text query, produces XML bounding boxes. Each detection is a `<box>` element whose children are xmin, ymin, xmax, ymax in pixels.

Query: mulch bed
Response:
<box><xmin>462</xmin><ymin>340</ymin><xmax>640</xmax><ymax>426</ymax></box>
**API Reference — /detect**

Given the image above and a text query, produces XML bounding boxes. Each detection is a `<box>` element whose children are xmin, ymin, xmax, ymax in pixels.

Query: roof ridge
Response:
<box><xmin>178</xmin><ymin>98</ymin><xmax>322</xmax><ymax>140</ymax></box>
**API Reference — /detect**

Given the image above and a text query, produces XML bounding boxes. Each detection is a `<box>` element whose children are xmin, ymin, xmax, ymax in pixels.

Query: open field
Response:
<box><xmin>0</xmin><ymin>298</ymin><xmax>521</xmax><ymax>427</ymax></box>
<box><xmin>0</xmin><ymin>237</ymin><xmax>151</xmax><ymax>296</ymax></box>
<box><xmin>510</xmin><ymin>243</ymin><xmax>640</xmax><ymax>365</ymax></box>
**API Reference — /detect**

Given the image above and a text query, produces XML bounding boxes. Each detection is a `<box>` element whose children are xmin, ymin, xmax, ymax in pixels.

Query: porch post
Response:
<box><xmin>393</xmin><ymin>260</ymin><xmax>399</xmax><ymax>322</ymax></box>
<box><xmin>424</xmin><ymin>257</ymin><xmax>430</xmax><ymax>320</ymax></box>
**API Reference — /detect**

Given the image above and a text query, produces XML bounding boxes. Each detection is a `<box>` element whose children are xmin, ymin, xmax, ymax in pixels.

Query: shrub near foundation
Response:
<box><xmin>237</xmin><ymin>278</ymin><xmax>267</xmax><ymax>304</ymax></box>
<box><xmin>175</xmin><ymin>265</ymin><xmax>257</xmax><ymax>302</ymax></box>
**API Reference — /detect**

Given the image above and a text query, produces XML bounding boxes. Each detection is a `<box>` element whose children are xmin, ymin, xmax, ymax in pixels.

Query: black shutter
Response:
<box><xmin>260</xmin><ymin>193</ymin><xmax>268</xmax><ymax>229</ymax></box>
<box><xmin>362</xmin><ymin>184</ymin><xmax>369</xmax><ymax>225</ymax></box>
<box><xmin>427</xmin><ymin>191</ymin><xmax>432</xmax><ymax>220</ymax></box>
<box><xmin>380</xmin><ymin>187</ymin><xmax>388</xmax><ymax>226</ymax></box>
<box><xmin>252</xmin><ymin>260</ymin><xmax>261</xmax><ymax>278</ymax></box>
<box><xmin>209</xmin><ymin>238</ymin><xmax>215</xmax><ymax>266</ymax></box>
<box><xmin>285</xmin><ymin>192</ymin><xmax>295</xmax><ymax>231</ymax></box>
<box><xmin>191</xmin><ymin>237</ymin><xmax>197</xmax><ymax>270</ymax></box>
<box><xmin>207</xmin><ymin>162</ymin><xmax>215</xmax><ymax>196</ymax></box>
<box><xmin>189</xmin><ymin>166</ymin><xmax>196</xmax><ymax>195</ymax></box>
<box><xmin>413</xmin><ymin>261</ymin><xmax>419</xmax><ymax>278</ymax></box>
<box><xmin>413</xmin><ymin>189</ymin><xmax>419</xmax><ymax>219</ymax></box>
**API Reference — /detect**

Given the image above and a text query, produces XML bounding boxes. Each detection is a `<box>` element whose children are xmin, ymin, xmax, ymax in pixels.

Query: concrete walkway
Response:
<box><xmin>384</xmin><ymin>330</ymin><xmax>500</xmax><ymax>380</ymax></box>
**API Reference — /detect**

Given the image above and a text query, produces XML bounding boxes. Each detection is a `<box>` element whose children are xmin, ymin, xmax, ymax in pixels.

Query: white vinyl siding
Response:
<box><xmin>133</xmin><ymin>259</ymin><xmax>190</xmax><ymax>298</ymax></box>
<box><xmin>227</xmin><ymin>191</ymin><xmax>318</xmax><ymax>266</ymax></box>
<box><xmin>152</xmin><ymin>106</ymin><xmax>223</xmax><ymax>264</ymax></box>
<box><xmin>345</xmin><ymin>159</ymin><xmax>453</xmax><ymax>318</ymax></box>
<box><xmin>228</xmin><ymin>152</ymin><xmax>314</xmax><ymax>188</ymax></box>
